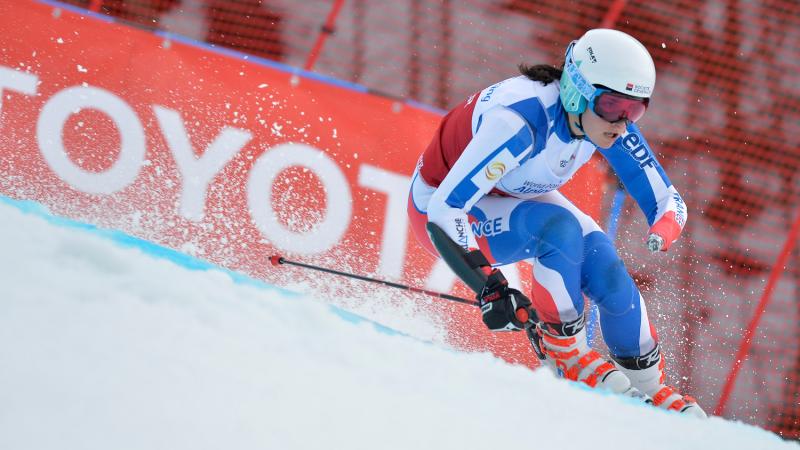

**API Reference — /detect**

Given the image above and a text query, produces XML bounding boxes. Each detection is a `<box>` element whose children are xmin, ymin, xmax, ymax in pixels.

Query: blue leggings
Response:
<box><xmin>468</xmin><ymin>194</ymin><xmax>656</xmax><ymax>358</ymax></box>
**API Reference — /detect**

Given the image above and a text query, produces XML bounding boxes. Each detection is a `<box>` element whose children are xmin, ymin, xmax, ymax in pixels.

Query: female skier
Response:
<box><xmin>407</xmin><ymin>28</ymin><xmax>705</xmax><ymax>417</ymax></box>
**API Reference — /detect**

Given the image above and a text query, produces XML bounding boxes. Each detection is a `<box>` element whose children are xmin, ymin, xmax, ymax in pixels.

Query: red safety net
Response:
<box><xmin>58</xmin><ymin>0</ymin><xmax>800</xmax><ymax>438</ymax></box>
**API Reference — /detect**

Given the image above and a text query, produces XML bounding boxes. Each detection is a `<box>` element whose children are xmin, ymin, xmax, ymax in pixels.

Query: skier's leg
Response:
<box><xmin>581</xmin><ymin>230</ymin><xmax>656</xmax><ymax>358</ymax></box>
<box><xmin>581</xmin><ymin>227</ymin><xmax>707</xmax><ymax>417</ymax></box>
<box><xmin>467</xmin><ymin>194</ymin><xmax>639</xmax><ymax>396</ymax></box>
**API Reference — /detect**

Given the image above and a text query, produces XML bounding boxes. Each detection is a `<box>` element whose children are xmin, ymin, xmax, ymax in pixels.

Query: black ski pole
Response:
<box><xmin>269</xmin><ymin>255</ymin><xmax>478</xmax><ymax>307</ymax></box>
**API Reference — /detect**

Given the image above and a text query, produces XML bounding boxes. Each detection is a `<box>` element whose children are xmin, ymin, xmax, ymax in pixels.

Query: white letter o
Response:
<box><xmin>247</xmin><ymin>143</ymin><xmax>352</xmax><ymax>255</ymax></box>
<box><xmin>37</xmin><ymin>86</ymin><xmax>145</xmax><ymax>194</ymax></box>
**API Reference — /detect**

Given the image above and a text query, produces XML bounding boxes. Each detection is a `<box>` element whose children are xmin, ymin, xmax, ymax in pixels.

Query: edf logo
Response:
<box><xmin>621</xmin><ymin>133</ymin><xmax>656</xmax><ymax>169</ymax></box>
<box><xmin>472</xmin><ymin>218</ymin><xmax>503</xmax><ymax>237</ymax></box>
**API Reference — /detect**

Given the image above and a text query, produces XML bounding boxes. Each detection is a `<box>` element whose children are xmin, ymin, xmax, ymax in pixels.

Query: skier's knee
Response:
<box><xmin>535</xmin><ymin>206</ymin><xmax>583</xmax><ymax>251</ymax></box>
<box><xmin>582</xmin><ymin>233</ymin><xmax>636</xmax><ymax>313</ymax></box>
<box><xmin>596</xmin><ymin>259</ymin><xmax>634</xmax><ymax>314</ymax></box>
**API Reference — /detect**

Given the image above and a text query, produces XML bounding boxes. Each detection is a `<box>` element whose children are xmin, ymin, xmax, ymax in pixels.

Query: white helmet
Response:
<box><xmin>560</xmin><ymin>29</ymin><xmax>656</xmax><ymax>115</ymax></box>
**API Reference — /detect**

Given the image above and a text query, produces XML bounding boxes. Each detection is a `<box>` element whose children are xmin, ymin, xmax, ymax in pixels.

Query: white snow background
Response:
<box><xmin>0</xmin><ymin>196</ymin><xmax>796</xmax><ymax>450</ymax></box>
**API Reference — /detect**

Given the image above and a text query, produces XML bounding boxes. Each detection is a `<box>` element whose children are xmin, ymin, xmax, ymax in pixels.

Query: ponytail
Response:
<box><xmin>518</xmin><ymin>64</ymin><xmax>563</xmax><ymax>85</ymax></box>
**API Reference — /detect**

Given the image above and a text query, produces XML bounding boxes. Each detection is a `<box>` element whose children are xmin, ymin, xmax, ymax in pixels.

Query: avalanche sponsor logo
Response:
<box><xmin>484</xmin><ymin>161</ymin><xmax>506</xmax><ymax>181</ymax></box>
<box><xmin>472</xmin><ymin>217</ymin><xmax>503</xmax><ymax>238</ymax></box>
<box><xmin>454</xmin><ymin>217</ymin><xmax>469</xmax><ymax>250</ymax></box>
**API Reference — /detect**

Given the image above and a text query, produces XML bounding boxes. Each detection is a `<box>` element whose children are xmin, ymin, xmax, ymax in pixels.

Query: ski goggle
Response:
<box><xmin>563</xmin><ymin>41</ymin><xmax>650</xmax><ymax>123</ymax></box>
<box><xmin>589</xmin><ymin>88</ymin><xmax>649</xmax><ymax>123</ymax></box>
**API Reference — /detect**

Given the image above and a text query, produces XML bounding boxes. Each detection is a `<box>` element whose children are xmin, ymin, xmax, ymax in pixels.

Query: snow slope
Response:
<box><xmin>0</xmin><ymin>196</ymin><xmax>796</xmax><ymax>450</ymax></box>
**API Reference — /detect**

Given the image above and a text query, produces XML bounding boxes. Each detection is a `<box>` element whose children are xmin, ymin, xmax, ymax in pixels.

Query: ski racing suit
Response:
<box><xmin>407</xmin><ymin>75</ymin><xmax>687</xmax><ymax>359</ymax></box>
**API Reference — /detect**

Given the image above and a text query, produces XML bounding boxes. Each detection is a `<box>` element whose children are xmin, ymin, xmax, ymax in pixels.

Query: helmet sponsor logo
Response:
<box><xmin>587</xmin><ymin>46</ymin><xmax>597</xmax><ymax>63</ymax></box>
<box><xmin>625</xmin><ymin>83</ymin><xmax>652</xmax><ymax>95</ymax></box>
<box><xmin>484</xmin><ymin>161</ymin><xmax>506</xmax><ymax>180</ymax></box>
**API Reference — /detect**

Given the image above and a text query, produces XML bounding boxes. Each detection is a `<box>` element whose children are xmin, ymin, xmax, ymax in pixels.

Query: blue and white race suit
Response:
<box><xmin>408</xmin><ymin>76</ymin><xmax>686</xmax><ymax>358</ymax></box>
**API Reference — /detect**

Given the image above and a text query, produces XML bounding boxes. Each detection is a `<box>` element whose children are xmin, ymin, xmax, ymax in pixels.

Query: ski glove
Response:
<box><xmin>477</xmin><ymin>269</ymin><xmax>532</xmax><ymax>331</ymax></box>
<box><xmin>647</xmin><ymin>211</ymin><xmax>683</xmax><ymax>252</ymax></box>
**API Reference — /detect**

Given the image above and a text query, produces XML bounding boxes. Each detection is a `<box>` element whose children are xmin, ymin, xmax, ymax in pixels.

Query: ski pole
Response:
<box><xmin>269</xmin><ymin>255</ymin><xmax>478</xmax><ymax>306</ymax></box>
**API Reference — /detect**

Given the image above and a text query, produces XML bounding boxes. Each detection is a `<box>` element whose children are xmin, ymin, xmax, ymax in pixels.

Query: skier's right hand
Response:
<box><xmin>477</xmin><ymin>269</ymin><xmax>532</xmax><ymax>331</ymax></box>
<box><xmin>647</xmin><ymin>211</ymin><xmax>683</xmax><ymax>252</ymax></box>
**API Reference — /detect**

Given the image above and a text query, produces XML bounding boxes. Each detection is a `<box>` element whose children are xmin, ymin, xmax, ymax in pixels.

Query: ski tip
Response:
<box><xmin>269</xmin><ymin>255</ymin><xmax>284</xmax><ymax>266</ymax></box>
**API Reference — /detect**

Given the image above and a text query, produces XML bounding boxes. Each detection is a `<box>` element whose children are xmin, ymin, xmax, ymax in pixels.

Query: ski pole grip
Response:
<box><xmin>270</xmin><ymin>255</ymin><xmax>285</xmax><ymax>266</ymax></box>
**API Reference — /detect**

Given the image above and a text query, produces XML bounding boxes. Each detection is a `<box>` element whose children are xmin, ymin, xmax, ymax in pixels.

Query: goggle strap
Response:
<box><xmin>564</xmin><ymin>42</ymin><xmax>596</xmax><ymax>101</ymax></box>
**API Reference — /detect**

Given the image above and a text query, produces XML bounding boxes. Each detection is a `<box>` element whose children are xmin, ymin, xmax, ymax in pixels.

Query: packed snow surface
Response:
<box><xmin>0</xmin><ymin>197</ymin><xmax>796</xmax><ymax>450</ymax></box>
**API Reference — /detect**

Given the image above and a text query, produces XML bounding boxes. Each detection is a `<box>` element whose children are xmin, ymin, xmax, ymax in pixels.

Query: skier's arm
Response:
<box><xmin>598</xmin><ymin>123</ymin><xmax>688</xmax><ymax>252</ymax></box>
<box><xmin>426</xmin><ymin>106</ymin><xmax>536</xmax><ymax>331</ymax></box>
<box><xmin>426</xmin><ymin>105</ymin><xmax>534</xmax><ymax>253</ymax></box>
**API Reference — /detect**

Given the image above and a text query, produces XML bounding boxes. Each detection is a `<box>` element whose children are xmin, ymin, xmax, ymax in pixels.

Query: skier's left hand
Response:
<box><xmin>647</xmin><ymin>211</ymin><xmax>683</xmax><ymax>252</ymax></box>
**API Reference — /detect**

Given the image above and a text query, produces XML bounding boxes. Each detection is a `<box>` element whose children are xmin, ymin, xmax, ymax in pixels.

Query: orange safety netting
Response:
<box><xmin>57</xmin><ymin>0</ymin><xmax>800</xmax><ymax>438</ymax></box>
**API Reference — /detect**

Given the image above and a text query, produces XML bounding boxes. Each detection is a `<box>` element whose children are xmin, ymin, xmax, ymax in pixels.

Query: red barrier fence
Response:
<box><xmin>15</xmin><ymin>0</ymin><xmax>800</xmax><ymax>438</ymax></box>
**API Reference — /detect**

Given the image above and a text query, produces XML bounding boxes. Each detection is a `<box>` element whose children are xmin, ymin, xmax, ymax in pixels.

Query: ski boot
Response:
<box><xmin>613</xmin><ymin>345</ymin><xmax>707</xmax><ymax>418</ymax></box>
<box><xmin>527</xmin><ymin>314</ymin><xmax>648</xmax><ymax>402</ymax></box>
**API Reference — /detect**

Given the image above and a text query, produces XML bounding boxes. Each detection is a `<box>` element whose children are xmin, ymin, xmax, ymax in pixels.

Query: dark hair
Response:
<box><xmin>518</xmin><ymin>64</ymin><xmax>563</xmax><ymax>85</ymax></box>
